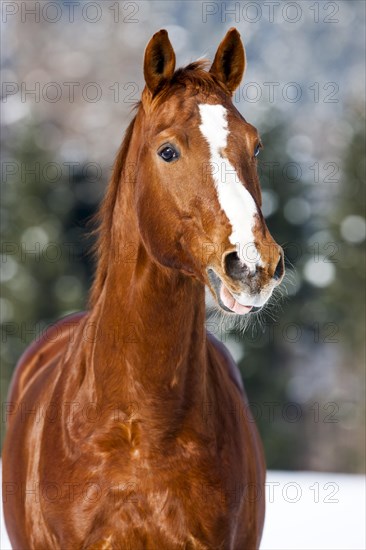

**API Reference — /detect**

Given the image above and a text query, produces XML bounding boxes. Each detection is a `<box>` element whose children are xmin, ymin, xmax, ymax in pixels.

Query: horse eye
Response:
<box><xmin>158</xmin><ymin>145</ymin><xmax>179</xmax><ymax>162</ymax></box>
<box><xmin>254</xmin><ymin>143</ymin><xmax>261</xmax><ymax>158</ymax></box>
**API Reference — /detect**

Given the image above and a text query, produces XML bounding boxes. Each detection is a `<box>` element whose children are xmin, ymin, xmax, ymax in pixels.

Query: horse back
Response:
<box><xmin>6</xmin><ymin>312</ymin><xmax>87</xmax><ymax>410</ymax></box>
<box><xmin>206</xmin><ymin>330</ymin><xmax>266</xmax><ymax>546</ymax></box>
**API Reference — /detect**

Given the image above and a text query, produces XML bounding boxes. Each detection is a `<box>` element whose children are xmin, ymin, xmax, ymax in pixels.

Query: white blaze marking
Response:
<box><xmin>198</xmin><ymin>103</ymin><xmax>262</xmax><ymax>270</ymax></box>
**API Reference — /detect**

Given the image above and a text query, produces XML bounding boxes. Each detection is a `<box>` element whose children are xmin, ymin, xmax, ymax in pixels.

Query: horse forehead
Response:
<box><xmin>151</xmin><ymin>88</ymin><xmax>228</xmax><ymax>126</ymax></box>
<box><xmin>148</xmin><ymin>94</ymin><xmax>256</xmax><ymax>151</ymax></box>
<box><xmin>148</xmin><ymin>95</ymin><xmax>198</xmax><ymax>132</ymax></box>
<box><xmin>198</xmin><ymin>102</ymin><xmax>255</xmax><ymax>143</ymax></box>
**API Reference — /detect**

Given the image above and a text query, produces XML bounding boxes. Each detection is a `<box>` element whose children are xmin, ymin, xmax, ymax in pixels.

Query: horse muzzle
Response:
<box><xmin>207</xmin><ymin>247</ymin><xmax>285</xmax><ymax>315</ymax></box>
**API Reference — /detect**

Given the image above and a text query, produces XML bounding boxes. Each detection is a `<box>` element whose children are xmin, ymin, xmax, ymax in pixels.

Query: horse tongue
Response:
<box><xmin>220</xmin><ymin>284</ymin><xmax>253</xmax><ymax>315</ymax></box>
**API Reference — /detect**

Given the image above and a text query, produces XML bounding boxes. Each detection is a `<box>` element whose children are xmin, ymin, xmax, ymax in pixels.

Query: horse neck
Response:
<box><xmin>87</xmin><ymin>120</ymin><xmax>208</xmax><ymax>423</ymax></box>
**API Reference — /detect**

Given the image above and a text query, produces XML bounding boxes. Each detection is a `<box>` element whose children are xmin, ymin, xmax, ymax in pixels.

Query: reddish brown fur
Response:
<box><xmin>3</xmin><ymin>29</ymin><xmax>284</xmax><ymax>549</ymax></box>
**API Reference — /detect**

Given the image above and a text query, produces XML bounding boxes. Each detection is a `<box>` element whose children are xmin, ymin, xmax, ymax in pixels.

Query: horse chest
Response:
<box><xmin>88</xmin><ymin>433</ymin><xmax>245</xmax><ymax>539</ymax></box>
<box><xmin>89</xmin><ymin>462</ymin><xmax>242</xmax><ymax>548</ymax></box>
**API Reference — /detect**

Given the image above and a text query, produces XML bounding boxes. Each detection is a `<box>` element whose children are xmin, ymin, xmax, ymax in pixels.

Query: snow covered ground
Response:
<box><xmin>1</xmin><ymin>467</ymin><xmax>365</xmax><ymax>549</ymax></box>
<box><xmin>260</xmin><ymin>471</ymin><xmax>365</xmax><ymax>550</ymax></box>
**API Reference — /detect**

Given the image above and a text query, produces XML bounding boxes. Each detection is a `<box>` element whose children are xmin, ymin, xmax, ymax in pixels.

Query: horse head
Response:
<box><xmin>116</xmin><ymin>28</ymin><xmax>285</xmax><ymax>315</ymax></box>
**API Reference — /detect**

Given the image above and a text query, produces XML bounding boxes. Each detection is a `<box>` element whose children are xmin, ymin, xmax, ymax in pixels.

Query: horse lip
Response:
<box><xmin>207</xmin><ymin>268</ymin><xmax>255</xmax><ymax>314</ymax></box>
<box><xmin>207</xmin><ymin>269</ymin><xmax>232</xmax><ymax>313</ymax></box>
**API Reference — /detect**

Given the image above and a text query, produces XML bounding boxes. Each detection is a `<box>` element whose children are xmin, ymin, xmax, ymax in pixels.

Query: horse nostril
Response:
<box><xmin>224</xmin><ymin>251</ymin><xmax>247</xmax><ymax>280</ymax></box>
<box><xmin>273</xmin><ymin>255</ymin><xmax>284</xmax><ymax>281</ymax></box>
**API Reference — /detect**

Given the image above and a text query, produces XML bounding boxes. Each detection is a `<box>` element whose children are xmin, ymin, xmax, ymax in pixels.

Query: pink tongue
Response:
<box><xmin>220</xmin><ymin>285</ymin><xmax>253</xmax><ymax>315</ymax></box>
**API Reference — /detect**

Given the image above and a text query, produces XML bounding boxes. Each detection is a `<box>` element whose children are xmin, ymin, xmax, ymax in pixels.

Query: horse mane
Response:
<box><xmin>88</xmin><ymin>113</ymin><xmax>138</xmax><ymax>307</ymax></box>
<box><xmin>154</xmin><ymin>60</ymin><xmax>228</xmax><ymax>104</ymax></box>
<box><xmin>89</xmin><ymin>60</ymin><xmax>226</xmax><ymax>307</ymax></box>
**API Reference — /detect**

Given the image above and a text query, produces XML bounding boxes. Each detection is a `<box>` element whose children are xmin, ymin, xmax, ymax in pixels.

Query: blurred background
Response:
<box><xmin>1</xmin><ymin>0</ymin><xmax>365</xmax><ymax>479</ymax></box>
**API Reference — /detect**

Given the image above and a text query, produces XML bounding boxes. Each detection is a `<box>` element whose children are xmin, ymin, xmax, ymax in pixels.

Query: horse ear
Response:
<box><xmin>144</xmin><ymin>29</ymin><xmax>176</xmax><ymax>95</ymax></box>
<box><xmin>209</xmin><ymin>28</ymin><xmax>246</xmax><ymax>94</ymax></box>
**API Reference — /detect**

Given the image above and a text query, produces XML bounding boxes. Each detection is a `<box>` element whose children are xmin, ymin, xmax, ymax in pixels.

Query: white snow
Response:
<box><xmin>1</xmin><ymin>465</ymin><xmax>365</xmax><ymax>549</ymax></box>
<box><xmin>260</xmin><ymin>471</ymin><xmax>366</xmax><ymax>550</ymax></box>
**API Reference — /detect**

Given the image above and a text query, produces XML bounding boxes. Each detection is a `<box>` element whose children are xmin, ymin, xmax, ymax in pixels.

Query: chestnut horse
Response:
<box><xmin>3</xmin><ymin>28</ymin><xmax>284</xmax><ymax>549</ymax></box>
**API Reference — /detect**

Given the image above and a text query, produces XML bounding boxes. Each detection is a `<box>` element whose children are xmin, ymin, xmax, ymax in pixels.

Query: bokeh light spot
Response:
<box><xmin>303</xmin><ymin>257</ymin><xmax>335</xmax><ymax>288</ymax></box>
<box><xmin>340</xmin><ymin>215</ymin><xmax>366</xmax><ymax>243</ymax></box>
